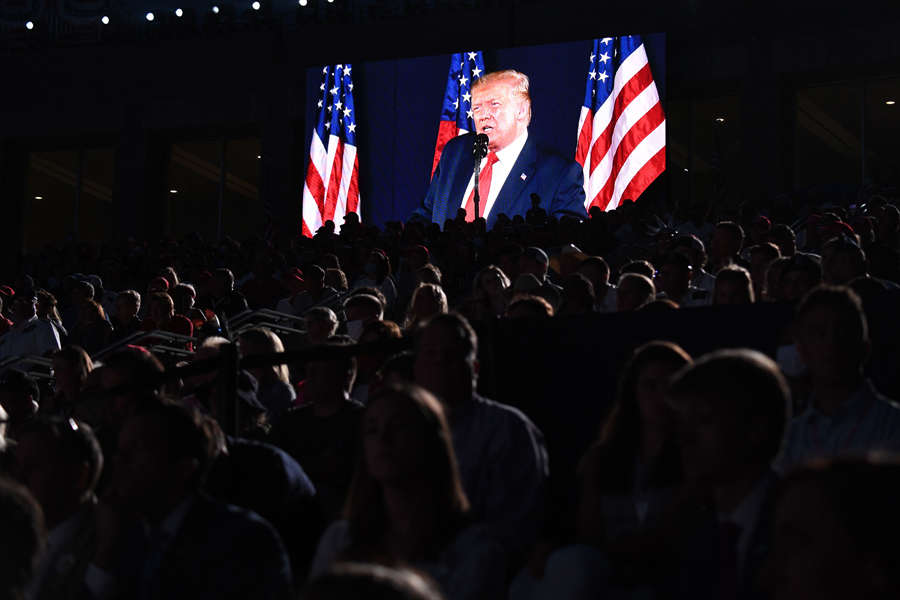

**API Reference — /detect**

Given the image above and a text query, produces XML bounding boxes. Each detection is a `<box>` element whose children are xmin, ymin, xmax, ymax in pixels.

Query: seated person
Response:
<box><xmin>779</xmin><ymin>286</ymin><xmax>900</xmax><ymax>468</ymax></box>
<box><xmin>271</xmin><ymin>339</ymin><xmax>364</xmax><ymax>520</ymax></box>
<box><xmin>309</xmin><ymin>383</ymin><xmax>506</xmax><ymax>600</ymax></box>
<box><xmin>764</xmin><ymin>456</ymin><xmax>900</xmax><ymax>600</ymax></box>
<box><xmin>712</xmin><ymin>266</ymin><xmax>755</xmax><ymax>305</ymax></box>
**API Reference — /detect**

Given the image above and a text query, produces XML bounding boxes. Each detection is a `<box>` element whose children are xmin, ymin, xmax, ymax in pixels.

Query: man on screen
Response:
<box><xmin>413</xmin><ymin>70</ymin><xmax>587</xmax><ymax>229</ymax></box>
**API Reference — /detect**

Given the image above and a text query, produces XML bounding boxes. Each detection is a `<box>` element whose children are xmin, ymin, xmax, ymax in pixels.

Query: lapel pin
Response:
<box><xmin>520</xmin><ymin>173</ymin><xmax>527</xmax><ymax>181</ymax></box>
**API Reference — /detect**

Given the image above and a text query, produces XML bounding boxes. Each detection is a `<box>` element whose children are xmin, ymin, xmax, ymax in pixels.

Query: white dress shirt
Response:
<box><xmin>459</xmin><ymin>130</ymin><xmax>529</xmax><ymax>219</ymax></box>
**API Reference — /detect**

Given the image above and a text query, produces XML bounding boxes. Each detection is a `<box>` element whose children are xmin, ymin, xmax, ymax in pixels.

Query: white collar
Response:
<box><xmin>493</xmin><ymin>129</ymin><xmax>529</xmax><ymax>167</ymax></box>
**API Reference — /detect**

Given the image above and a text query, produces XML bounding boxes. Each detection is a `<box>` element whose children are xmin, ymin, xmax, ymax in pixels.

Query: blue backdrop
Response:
<box><xmin>304</xmin><ymin>34</ymin><xmax>666</xmax><ymax>229</ymax></box>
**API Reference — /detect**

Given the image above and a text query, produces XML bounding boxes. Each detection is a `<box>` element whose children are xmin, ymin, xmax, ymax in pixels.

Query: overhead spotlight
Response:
<box><xmin>145</xmin><ymin>11</ymin><xmax>154</xmax><ymax>21</ymax></box>
<box><xmin>327</xmin><ymin>0</ymin><xmax>334</xmax><ymax>3</ymax></box>
<box><xmin>683</xmin><ymin>168</ymin><xmax>689</xmax><ymax>173</ymax></box>
<box><xmin>212</xmin><ymin>5</ymin><xmax>220</xmax><ymax>13</ymax></box>
<box><xmin>257</xmin><ymin>155</ymin><xmax>261</xmax><ymax>159</ymax></box>
<box><xmin>34</xmin><ymin>195</ymin><xmax>43</xmax><ymax>200</ymax></box>
<box><xmin>715</xmin><ymin>117</ymin><xmax>725</xmax><ymax>123</ymax></box>
<box><xmin>251</xmin><ymin>1</ymin><xmax>260</xmax><ymax>9</ymax></box>
<box><xmin>169</xmin><ymin>189</ymin><xmax>179</xmax><ymax>194</ymax></box>
<box><xmin>101</xmin><ymin>15</ymin><xmax>109</xmax><ymax>24</ymax></box>
<box><xmin>175</xmin><ymin>7</ymin><xmax>183</xmax><ymax>16</ymax></box>
<box><xmin>299</xmin><ymin>0</ymin><xmax>307</xmax><ymax>5</ymax></box>
<box><xmin>25</xmin><ymin>20</ymin><xmax>34</xmax><ymax>30</ymax></box>
<box><xmin>887</xmin><ymin>100</ymin><xmax>896</xmax><ymax>105</ymax></box>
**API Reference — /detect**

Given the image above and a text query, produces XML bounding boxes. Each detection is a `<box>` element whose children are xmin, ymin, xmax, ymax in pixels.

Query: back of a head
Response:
<box><xmin>345</xmin><ymin>293</ymin><xmax>385</xmax><ymax>320</ymax></box>
<box><xmin>104</xmin><ymin>346</ymin><xmax>165</xmax><ymax>393</ymax></box>
<box><xmin>621</xmin><ymin>260</ymin><xmax>655</xmax><ymax>279</ymax></box>
<box><xmin>507</xmin><ymin>293</ymin><xmax>555</xmax><ymax>318</ymax></box>
<box><xmin>776</xmin><ymin>456</ymin><xmax>900</xmax><ymax>599</ymax></box>
<box><xmin>714</xmin><ymin>265</ymin><xmax>755</xmax><ymax>304</ymax></box>
<box><xmin>0</xmin><ymin>477</ymin><xmax>44</xmax><ymax>598</ymax></box>
<box><xmin>132</xmin><ymin>398</ymin><xmax>215</xmax><ymax>487</ymax></box>
<box><xmin>303</xmin><ymin>563</ymin><xmax>445</xmax><ymax>600</ymax></box>
<box><xmin>419</xmin><ymin>312</ymin><xmax>478</xmax><ymax>364</ymax></box>
<box><xmin>18</xmin><ymin>417</ymin><xmax>104</xmax><ymax>498</ymax></box>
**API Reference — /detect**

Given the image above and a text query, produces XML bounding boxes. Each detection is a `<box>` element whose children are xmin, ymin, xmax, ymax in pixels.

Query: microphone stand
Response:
<box><xmin>472</xmin><ymin>133</ymin><xmax>489</xmax><ymax>222</ymax></box>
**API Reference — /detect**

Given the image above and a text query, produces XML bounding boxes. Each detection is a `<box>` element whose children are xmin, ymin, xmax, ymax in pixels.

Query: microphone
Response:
<box><xmin>471</xmin><ymin>133</ymin><xmax>490</xmax><ymax>221</ymax></box>
<box><xmin>473</xmin><ymin>133</ymin><xmax>489</xmax><ymax>160</ymax></box>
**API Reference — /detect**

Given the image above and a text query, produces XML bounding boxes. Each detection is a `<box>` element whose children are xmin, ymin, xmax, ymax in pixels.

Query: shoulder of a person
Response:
<box><xmin>443</xmin><ymin>132</ymin><xmax>475</xmax><ymax>154</ymax></box>
<box><xmin>471</xmin><ymin>394</ymin><xmax>539</xmax><ymax>429</ymax></box>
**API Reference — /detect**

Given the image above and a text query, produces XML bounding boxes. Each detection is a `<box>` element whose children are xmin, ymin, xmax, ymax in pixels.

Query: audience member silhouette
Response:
<box><xmin>414</xmin><ymin>313</ymin><xmax>548</xmax><ymax>557</ymax></box>
<box><xmin>309</xmin><ymin>383</ymin><xmax>505</xmax><ymax>600</ymax></box>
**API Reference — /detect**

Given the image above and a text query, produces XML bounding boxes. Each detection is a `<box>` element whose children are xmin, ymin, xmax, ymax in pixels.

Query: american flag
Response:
<box><xmin>302</xmin><ymin>64</ymin><xmax>360</xmax><ymax>237</ymax></box>
<box><xmin>431</xmin><ymin>51</ymin><xmax>486</xmax><ymax>179</ymax></box>
<box><xmin>575</xmin><ymin>36</ymin><xmax>665</xmax><ymax>212</ymax></box>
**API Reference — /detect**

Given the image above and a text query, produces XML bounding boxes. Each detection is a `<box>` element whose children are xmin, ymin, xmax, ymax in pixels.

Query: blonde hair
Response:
<box><xmin>237</xmin><ymin>328</ymin><xmax>291</xmax><ymax>385</ymax></box>
<box><xmin>472</xmin><ymin>69</ymin><xmax>532</xmax><ymax>124</ymax></box>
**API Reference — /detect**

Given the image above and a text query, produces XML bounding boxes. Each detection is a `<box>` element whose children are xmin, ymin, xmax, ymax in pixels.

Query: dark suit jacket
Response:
<box><xmin>662</xmin><ymin>471</ymin><xmax>779</xmax><ymax>600</ymax></box>
<box><xmin>105</xmin><ymin>494</ymin><xmax>293</xmax><ymax>600</ymax></box>
<box><xmin>413</xmin><ymin>132</ymin><xmax>587</xmax><ymax>229</ymax></box>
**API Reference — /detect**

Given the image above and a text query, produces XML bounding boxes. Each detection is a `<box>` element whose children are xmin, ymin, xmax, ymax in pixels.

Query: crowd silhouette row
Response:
<box><xmin>2</xmin><ymin>194</ymin><xmax>900</xmax><ymax>600</ymax></box>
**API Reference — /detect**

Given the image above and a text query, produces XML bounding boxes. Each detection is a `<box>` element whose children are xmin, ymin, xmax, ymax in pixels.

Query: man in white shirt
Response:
<box><xmin>414</xmin><ymin>70</ymin><xmax>586</xmax><ymax>229</ymax></box>
<box><xmin>0</xmin><ymin>292</ymin><xmax>61</xmax><ymax>360</ymax></box>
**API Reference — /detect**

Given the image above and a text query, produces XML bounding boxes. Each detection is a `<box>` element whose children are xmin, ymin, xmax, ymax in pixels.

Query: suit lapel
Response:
<box><xmin>494</xmin><ymin>136</ymin><xmax>538</xmax><ymax>217</ymax></box>
<box><xmin>446</xmin><ymin>135</ymin><xmax>476</xmax><ymax>222</ymax></box>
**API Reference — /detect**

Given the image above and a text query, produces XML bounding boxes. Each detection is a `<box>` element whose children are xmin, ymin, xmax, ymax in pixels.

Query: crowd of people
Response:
<box><xmin>2</xmin><ymin>192</ymin><xmax>900</xmax><ymax>600</ymax></box>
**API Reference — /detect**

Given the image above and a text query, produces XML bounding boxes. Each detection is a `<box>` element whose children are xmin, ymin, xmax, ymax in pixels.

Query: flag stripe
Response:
<box><xmin>302</xmin><ymin>64</ymin><xmax>361</xmax><ymax>236</ymax></box>
<box><xmin>575</xmin><ymin>36</ymin><xmax>666</xmax><ymax>212</ymax></box>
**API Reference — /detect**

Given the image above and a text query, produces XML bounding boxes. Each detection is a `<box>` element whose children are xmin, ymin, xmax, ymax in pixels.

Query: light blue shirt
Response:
<box><xmin>778</xmin><ymin>380</ymin><xmax>900</xmax><ymax>470</ymax></box>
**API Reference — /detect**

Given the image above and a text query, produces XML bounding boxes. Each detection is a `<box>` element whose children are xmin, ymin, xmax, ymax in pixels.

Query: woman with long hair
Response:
<box><xmin>236</xmin><ymin>327</ymin><xmax>296</xmax><ymax>421</ymax></box>
<box><xmin>45</xmin><ymin>345</ymin><xmax>93</xmax><ymax>417</ymax></box>
<box><xmin>310</xmin><ymin>383</ymin><xmax>505</xmax><ymax>600</ymax></box>
<box><xmin>402</xmin><ymin>284</ymin><xmax>448</xmax><ymax>331</ymax></box>
<box><xmin>576</xmin><ymin>341</ymin><xmax>692</xmax><ymax>545</ymax></box>
<box><xmin>460</xmin><ymin>265</ymin><xmax>510</xmax><ymax>323</ymax></box>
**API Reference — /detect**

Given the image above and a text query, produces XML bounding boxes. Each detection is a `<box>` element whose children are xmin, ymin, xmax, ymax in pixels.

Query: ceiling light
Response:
<box><xmin>34</xmin><ymin>195</ymin><xmax>43</xmax><ymax>200</ymax></box>
<box><xmin>887</xmin><ymin>100</ymin><xmax>896</xmax><ymax>105</ymax></box>
<box><xmin>251</xmin><ymin>1</ymin><xmax>260</xmax><ymax>9</ymax></box>
<box><xmin>715</xmin><ymin>117</ymin><xmax>725</xmax><ymax>123</ymax></box>
<box><xmin>212</xmin><ymin>5</ymin><xmax>220</xmax><ymax>13</ymax></box>
<box><xmin>169</xmin><ymin>189</ymin><xmax>178</xmax><ymax>194</ymax></box>
<box><xmin>145</xmin><ymin>11</ymin><xmax>154</xmax><ymax>21</ymax></box>
<box><xmin>175</xmin><ymin>8</ymin><xmax>183</xmax><ymax>16</ymax></box>
<box><xmin>25</xmin><ymin>21</ymin><xmax>34</xmax><ymax>30</ymax></box>
<box><xmin>101</xmin><ymin>15</ymin><xmax>109</xmax><ymax>24</ymax></box>
<box><xmin>299</xmin><ymin>0</ymin><xmax>307</xmax><ymax>5</ymax></box>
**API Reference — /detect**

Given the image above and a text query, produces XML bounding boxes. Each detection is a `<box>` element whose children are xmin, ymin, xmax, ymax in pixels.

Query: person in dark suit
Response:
<box><xmin>413</xmin><ymin>70</ymin><xmax>587</xmax><ymax>230</ymax></box>
<box><xmin>87</xmin><ymin>398</ymin><xmax>293</xmax><ymax>600</ymax></box>
<box><xmin>657</xmin><ymin>349</ymin><xmax>791</xmax><ymax>600</ymax></box>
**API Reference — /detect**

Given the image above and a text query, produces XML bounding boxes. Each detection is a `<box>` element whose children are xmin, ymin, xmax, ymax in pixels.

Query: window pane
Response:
<box><xmin>79</xmin><ymin>148</ymin><xmax>116</xmax><ymax>243</ymax></box>
<box><xmin>794</xmin><ymin>84</ymin><xmax>862</xmax><ymax>194</ymax></box>
<box><xmin>24</xmin><ymin>150</ymin><xmax>78</xmax><ymax>251</ymax></box>
<box><xmin>223</xmin><ymin>137</ymin><xmax>263</xmax><ymax>240</ymax></box>
<box><xmin>689</xmin><ymin>95</ymin><xmax>741</xmax><ymax>212</ymax></box>
<box><xmin>865</xmin><ymin>77</ymin><xmax>900</xmax><ymax>189</ymax></box>
<box><xmin>167</xmin><ymin>140</ymin><xmax>222</xmax><ymax>242</ymax></box>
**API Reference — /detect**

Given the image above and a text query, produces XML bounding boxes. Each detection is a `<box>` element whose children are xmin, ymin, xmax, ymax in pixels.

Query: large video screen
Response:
<box><xmin>303</xmin><ymin>34</ymin><xmax>665</xmax><ymax>232</ymax></box>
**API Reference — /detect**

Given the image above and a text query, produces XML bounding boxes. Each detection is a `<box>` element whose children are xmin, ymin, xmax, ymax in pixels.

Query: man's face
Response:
<box><xmin>11</xmin><ymin>297</ymin><xmax>36</xmax><ymax>322</ymax></box>
<box><xmin>472</xmin><ymin>78</ymin><xmax>529</xmax><ymax>152</ymax></box>
<box><xmin>656</xmin><ymin>263</ymin><xmax>690</xmax><ymax>298</ymax></box>
<box><xmin>115</xmin><ymin>297</ymin><xmax>137</xmax><ymax>322</ymax></box>
<box><xmin>414</xmin><ymin>322</ymin><xmax>472</xmax><ymax>404</ymax></box>
<box><xmin>671</xmin><ymin>391</ymin><xmax>750</xmax><ymax>484</ymax></box>
<box><xmin>795</xmin><ymin>305</ymin><xmax>862</xmax><ymax>382</ymax></box>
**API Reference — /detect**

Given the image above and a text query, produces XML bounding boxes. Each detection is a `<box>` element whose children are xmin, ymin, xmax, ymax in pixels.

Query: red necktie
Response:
<box><xmin>465</xmin><ymin>151</ymin><xmax>499</xmax><ymax>221</ymax></box>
